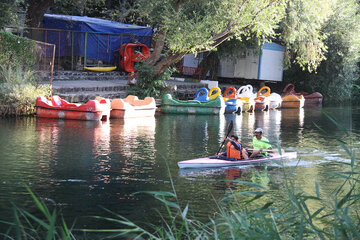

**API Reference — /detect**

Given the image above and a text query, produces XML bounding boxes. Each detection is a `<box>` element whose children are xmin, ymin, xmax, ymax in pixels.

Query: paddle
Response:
<box><xmin>216</xmin><ymin>120</ymin><xmax>233</xmax><ymax>155</ymax></box>
<box><xmin>247</xmin><ymin>147</ymin><xmax>285</xmax><ymax>155</ymax></box>
<box><xmin>247</xmin><ymin>148</ymin><xmax>273</xmax><ymax>152</ymax></box>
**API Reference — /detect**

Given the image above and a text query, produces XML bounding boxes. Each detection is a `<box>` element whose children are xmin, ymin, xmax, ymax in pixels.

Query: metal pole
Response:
<box><xmin>50</xmin><ymin>44</ymin><xmax>56</xmax><ymax>97</ymax></box>
<box><xmin>71</xmin><ymin>31</ymin><xmax>74</xmax><ymax>70</ymax></box>
<box><xmin>58</xmin><ymin>31</ymin><xmax>61</xmax><ymax>70</ymax></box>
<box><xmin>84</xmin><ymin>32</ymin><xmax>88</xmax><ymax>67</ymax></box>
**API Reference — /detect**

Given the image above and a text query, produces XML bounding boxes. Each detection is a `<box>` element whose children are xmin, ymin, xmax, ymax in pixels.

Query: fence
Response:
<box><xmin>10</xmin><ymin>27</ymin><xmax>152</xmax><ymax>71</ymax></box>
<box><xmin>33</xmin><ymin>41</ymin><xmax>55</xmax><ymax>85</ymax></box>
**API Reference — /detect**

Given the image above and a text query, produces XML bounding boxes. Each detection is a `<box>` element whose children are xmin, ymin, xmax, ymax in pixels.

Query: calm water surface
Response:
<box><xmin>0</xmin><ymin>105</ymin><xmax>359</xmax><ymax>230</ymax></box>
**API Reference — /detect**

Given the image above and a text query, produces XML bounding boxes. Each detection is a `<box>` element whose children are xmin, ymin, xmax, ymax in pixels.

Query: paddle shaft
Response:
<box><xmin>216</xmin><ymin>120</ymin><xmax>233</xmax><ymax>155</ymax></box>
<box><xmin>247</xmin><ymin>148</ymin><xmax>273</xmax><ymax>152</ymax></box>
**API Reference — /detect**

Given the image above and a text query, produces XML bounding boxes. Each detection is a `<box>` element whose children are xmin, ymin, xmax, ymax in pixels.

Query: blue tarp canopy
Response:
<box><xmin>43</xmin><ymin>14</ymin><xmax>152</xmax><ymax>63</ymax></box>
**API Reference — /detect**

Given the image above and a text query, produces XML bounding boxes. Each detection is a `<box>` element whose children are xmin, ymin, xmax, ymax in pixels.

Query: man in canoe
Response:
<box><xmin>217</xmin><ymin>135</ymin><xmax>249</xmax><ymax>160</ymax></box>
<box><xmin>247</xmin><ymin>128</ymin><xmax>272</xmax><ymax>158</ymax></box>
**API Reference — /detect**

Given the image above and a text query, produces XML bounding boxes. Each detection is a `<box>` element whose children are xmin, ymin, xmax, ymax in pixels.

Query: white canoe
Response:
<box><xmin>177</xmin><ymin>152</ymin><xmax>297</xmax><ymax>169</ymax></box>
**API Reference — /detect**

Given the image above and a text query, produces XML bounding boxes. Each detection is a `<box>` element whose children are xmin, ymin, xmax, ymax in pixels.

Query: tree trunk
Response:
<box><xmin>25</xmin><ymin>0</ymin><xmax>55</xmax><ymax>28</ymax></box>
<box><xmin>154</xmin><ymin>52</ymin><xmax>187</xmax><ymax>76</ymax></box>
<box><xmin>147</xmin><ymin>28</ymin><xmax>167</xmax><ymax>65</ymax></box>
<box><xmin>198</xmin><ymin>51</ymin><xmax>219</xmax><ymax>80</ymax></box>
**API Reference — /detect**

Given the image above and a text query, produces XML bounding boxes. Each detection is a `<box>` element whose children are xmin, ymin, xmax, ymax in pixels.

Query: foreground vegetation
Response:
<box><xmin>1</xmin><ymin>115</ymin><xmax>359</xmax><ymax>239</ymax></box>
<box><xmin>0</xmin><ymin>31</ymin><xmax>50</xmax><ymax>116</ymax></box>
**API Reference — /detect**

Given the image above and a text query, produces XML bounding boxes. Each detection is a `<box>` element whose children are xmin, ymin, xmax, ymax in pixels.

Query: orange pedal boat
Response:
<box><xmin>282</xmin><ymin>84</ymin><xmax>322</xmax><ymax>106</ymax></box>
<box><xmin>254</xmin><ymin>87</ymin><xmax>270</xmax><ymax>111</ymax></box>
<box><xmin>281</xmin><ymin>84</ymin><xmax>305</xmax><ymax>108</ymax></box>
<box><xmin>35</xmin><ymin>96</ymin><xmax>110</xmax><ymax>121</ymax></box>
<box><xmin>110</xmin><ymin>95</ymin><xmax>156</xmax><ymax>118</ymax></box>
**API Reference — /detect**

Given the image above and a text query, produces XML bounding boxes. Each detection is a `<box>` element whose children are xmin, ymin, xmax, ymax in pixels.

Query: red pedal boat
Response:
<box><xmin>35</xmin><ymin>96</ymin><xmax>110</xmax><ymax>121</ymax></box>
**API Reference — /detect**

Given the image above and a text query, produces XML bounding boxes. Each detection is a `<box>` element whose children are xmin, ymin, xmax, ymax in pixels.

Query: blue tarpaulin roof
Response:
<box><xmin>43</xmin><ymin>14</ymin><xmax>152</xmax><ymax>63</ymax></box>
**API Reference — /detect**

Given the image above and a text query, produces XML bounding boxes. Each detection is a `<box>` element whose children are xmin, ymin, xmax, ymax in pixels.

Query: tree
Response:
<box><xmin>279</xmin><ymin>0</ymin><xmax>335</xmax><ymax>72</ymax></box>
<box><xmin>138</xmin><ymin>0</ymin><xmax>286</xmax><ymax>76</ymax></box>
<box><xmin>0</xmin><ymin>0</ymin><xmax>18</xmax><ymax>29</ymax></box>
<box><xmin>136</xmin><ymin>0</ymin><xmax>340</xmax><ymax>77</ymax></box>
<box><xmin>283</xmin><ymin>0</ymin><xmax>360</xmax><ymax>101</ymax></box>
<box><xmin>25</xmin><ymin>0</ymin><xmax>55</xmax><ymax>27</ymax></box>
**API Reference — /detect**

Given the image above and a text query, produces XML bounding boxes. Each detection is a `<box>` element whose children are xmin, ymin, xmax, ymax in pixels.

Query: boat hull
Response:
<box><xmin>161</xmin><ymin>94</ymin><xmax>225</xmax><ymax>115</ymax></box>
<box><xmin>110</xmin><ymin>96</ymin><xmax>156</xmax><ymax>118</ymax></box>
<box><xmin>35</xmin><ymin>96</ymin><xmax>110</xmax><ymax>121</ymax></box>
<box><xmin>239</xmin><ymin>97</ymin><xmax>255</xmax><ymax>112</ymax></box>
<box><xmin>303</xmin><ymin>93</ymin><xmax>323</xmax><ymax>106</ymax></box>
<box><xmin>178</xmin><ymin>152</ymin><xmax>297</xmax><ymax>169</ymax></box>
<box><xmin>83</xmin><ymin>66</ymin><xmax>117</xmax><ymax>72</ymax></box>
<box><xmin>36</xmin><ymin>107</ymin><xmax>103</xmax><ymax>121</ymax></box>
<box><xmin>254</xmin><ymin>97</ymin><xmax>270</xmax><ymax>111</ymax></box>
<box><xmin>281</xmin><ymin>95</ymin><xmax>305</xmax><ymax>108</ymax></box>
<box><xmin>224</xmin><ymin>98</ymin><xmax>242</xmax><ymax>114</ymax></box>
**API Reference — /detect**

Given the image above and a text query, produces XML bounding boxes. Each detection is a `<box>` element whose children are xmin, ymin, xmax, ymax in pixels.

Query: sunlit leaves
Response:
<box><xmin>137</xmin><ymin>0</ymin><xmax>286</xmax><ymax>54</ymax></box>
<box><xmin>280</xmin><ymin>0</ymin><xmax>335</xmax><ymax>72</ymax></box>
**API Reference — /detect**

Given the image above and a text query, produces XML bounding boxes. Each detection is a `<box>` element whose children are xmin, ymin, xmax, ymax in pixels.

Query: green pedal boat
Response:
<box><xmin>161</xmin><ymin>94</ymin><xmax>225</xmax><ymax>114</ymax></box>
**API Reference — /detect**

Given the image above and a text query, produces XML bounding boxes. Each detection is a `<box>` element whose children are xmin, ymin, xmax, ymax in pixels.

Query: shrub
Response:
<box><xmin>0</xmin><ymin>31</ymin><xmax>36</xmax><ymax>72</ymax></box>
<box><xmin>127</xmin><ymin>63</ymin><xmax>175</xmax><ymax>99</ymax></box>
<box><xmin>0</xmin><ymin>66</ymin><xmax>50</xmax><ymax>115</ymax></box>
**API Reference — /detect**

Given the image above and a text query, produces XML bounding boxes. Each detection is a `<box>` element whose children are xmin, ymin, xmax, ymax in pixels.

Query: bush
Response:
<box><xmin>0</xmin><ymin>31</ymin><xmax>36</xmax><ymax>73</ymax></box>
<box><xmin>0</xmin><ymin>66</ymin><xmax>50</xmax><ymax>116</ymax></box>
<box><xmin>127</xmin><ymin>63</ymin><xmax>175</xmax><ymax>99</ymax></box>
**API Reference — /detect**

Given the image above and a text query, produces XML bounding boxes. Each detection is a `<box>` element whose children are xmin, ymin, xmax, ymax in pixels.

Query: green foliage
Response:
<box><xmin>49</xmin><ymin>0</ymin><xmax>146</xmax><ymax>25</ymax></box>
<box><xmin>138</xmin><ymin>0</ymin><xmax>285</xmax><ymax>54</ymax></box>
<box><xmin>127</xmin><ymin>63</ymin><xmax>174</xmax><ymax>99</ymax></box>
<box><xmin>280</xmin><ymin>0</ymin><xmax>334</xmax><ymax>72</ymax></box>
<box><xmin>283</xmin><ymin>0</ymin><xmax>360</xmax><ymax>101</ymax></box>
<box><xmin>0</xmin><ymin>31</ymin><xmax>47</xmax><ymax>115</ymax></box>
<box><xmin>0</xmin><ymin>185</ymin><xmax>74</xmax><ymax>239</ymax></box>
<box><xmin>0</xmin><ymin>1</ymin><xmax>18</xmax><ymax>28</ymax></box>
<box><xmin>0</xmin><ymin>66</ymin><xmax>51</xmax><ymax>115</ymax></box>
<box><xmin>0</xmin><ymin>31</ymin><xmax>36</xmax><ymax>71</ymax></box>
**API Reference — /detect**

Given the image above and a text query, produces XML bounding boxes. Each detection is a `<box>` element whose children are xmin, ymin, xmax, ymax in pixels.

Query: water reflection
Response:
<box><xmin>1</xmin><ymin>105</ymin><xmax>358</xmax><ymax>230</ymax></box>
<box><xmin>110</xmin><ymin>117</ymin><xmax>156</xmax><ymax>158</ymax></box>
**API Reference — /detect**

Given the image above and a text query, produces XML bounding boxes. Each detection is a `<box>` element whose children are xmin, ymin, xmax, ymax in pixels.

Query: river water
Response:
<box><xmin>0</xmin><ymin>105</ymin><xmax>359</xmax><ymax>231</ymax></box>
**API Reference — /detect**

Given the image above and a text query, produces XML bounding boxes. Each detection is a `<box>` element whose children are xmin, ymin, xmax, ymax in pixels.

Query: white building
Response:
<box><xmin>182</xmin><ymin>42</ymin><xmax>285</xmax><ymax>82</ymax></box>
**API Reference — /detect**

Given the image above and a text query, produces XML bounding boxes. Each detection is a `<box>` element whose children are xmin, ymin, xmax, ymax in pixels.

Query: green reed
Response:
<box><xmin>0</xmin><ymin>185</ymin><xmax>75</xmax><ymax>239</ymax></box>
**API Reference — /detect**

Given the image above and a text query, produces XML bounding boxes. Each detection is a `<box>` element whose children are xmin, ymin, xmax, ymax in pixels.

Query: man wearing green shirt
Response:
<box><xmin>248</xmin><ymin>128</ymin><xmax>272</xmax><ymax>158</ymax></box>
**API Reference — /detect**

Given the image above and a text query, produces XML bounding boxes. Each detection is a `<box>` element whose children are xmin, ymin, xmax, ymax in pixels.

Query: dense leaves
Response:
<box><xmin>283</xmin><ymin>0</ymin><xmax>360</xmax><ymax>101</ymax></box>
<box><xmin>0</xmin><ymin>0</ymin><xmax>18</xmax><ymax>28</ymax></box>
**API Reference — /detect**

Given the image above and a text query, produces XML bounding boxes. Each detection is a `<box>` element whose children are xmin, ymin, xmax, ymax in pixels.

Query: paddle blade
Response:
<box><xmin>216</xmin><ymin>120</ymin><xmax>234</xmax><ymax>155</ymax></box>
<box><xmin>227</xmin><ymin>120</ymin><xmax>234</xmax><ymax>135</ymax></box>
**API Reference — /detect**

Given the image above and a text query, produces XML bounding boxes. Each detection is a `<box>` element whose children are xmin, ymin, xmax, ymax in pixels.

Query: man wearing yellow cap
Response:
<box><xmin>248</xmin><ymin>128</ymin><xmax>272</xmax><ymax>158</ymax></box>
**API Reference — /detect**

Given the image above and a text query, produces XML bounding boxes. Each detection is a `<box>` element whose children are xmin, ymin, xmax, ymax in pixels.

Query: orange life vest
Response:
<box><xmin>226</xmin><ymin>141</ymin><xmax>243</xmax><ymax>159</ymax></box>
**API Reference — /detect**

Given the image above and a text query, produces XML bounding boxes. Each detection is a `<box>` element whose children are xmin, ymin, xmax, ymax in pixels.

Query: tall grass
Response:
<box><xmin>1</xmin><ymin>113</ymin><xmax>359</xmax><ymax>239</ymax></box>
<box><xmin>0</xmin><ymin>186</ymin><xmax>75</xmax><ymax>240</ymax></box>
<box><xmin>0</xmin><ymin>66</ymin><xmax>50</xmax><ymax>116</ymax></box>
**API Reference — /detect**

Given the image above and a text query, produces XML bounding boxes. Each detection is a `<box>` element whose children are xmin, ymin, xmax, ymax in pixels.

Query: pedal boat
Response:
<box><xmin>178</xmin><ymin>152</ymin><xmax>297</xmax><ymax>169</ymax></box>
<box><xmin>257</xmin><ymin>86</ymin><xmax>282</xmax><ymax>109</ymax></box>
<box><xmin>110</xmin><ymin>95</ymin><xmax>156</xmax><ymax>118</ymax></box>
<box><xmin>223</xmin><ymin>87</ymin><xmax>242</xmax><ymax>114</ymax></box>
<box><xmin>281</xmin><ymin>85</ymin><xmax>305</xmax><ymax>108</ymax></box>
<box><xmin>254</xmin><ymin>88</ymin><xmax>270</xmax><ymax>111</ymax></box>
<box><xmin>282</xmin><ymin>84</ymin><xmax>321</xmax><ymax>106</ymax></box>
<box><xmin>35</xmin><ymin>95</ymin><xmax>110</xmax><ymax>121</ymax></box>
<box><xmin>161</xmin><ymin>93</ymin><xmax>225</xmax><ymax>115</ymax></box>
<box><xmin>83</xmin><ymin>66</ymin><xmax>117</xmax><ymax>72</ymax></box>
<box><xmin>236</xmin><ymin>85</ymin><xmax>255</xmax><ymax>112</ymax></box>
